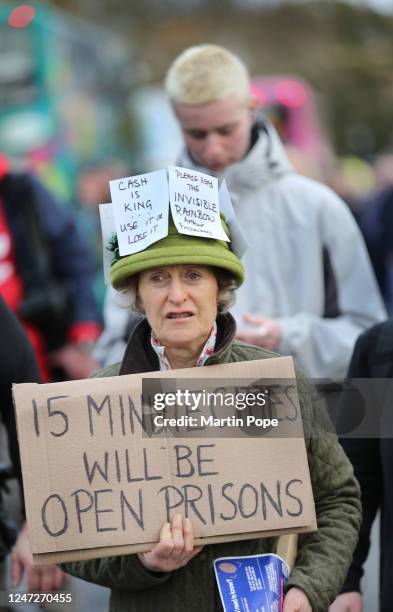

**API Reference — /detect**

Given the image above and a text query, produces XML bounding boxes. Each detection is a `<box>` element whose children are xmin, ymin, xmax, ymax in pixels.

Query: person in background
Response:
<box><xmin>164</xmin><ymin>44</ymin><xmax>385</xmax><ymax>379</ymax></box>
<box><xmin>330</xmin><ymin>319</ymin><xmax>393</xmax><ymax>612</ymax></box>
<box><xmin>0</xmin><ymin>153</ymin><xmax>102</xmax><ymax>382</ymax></box>
<box><xmin>0</xmin><ymin>295</ymin><xmax>65</xmax><ymax>595</ymax></box>
<box><xmin>358</xmin><ymin>183</ymin><xmax>393</xmax><ymax>315</ymax></box>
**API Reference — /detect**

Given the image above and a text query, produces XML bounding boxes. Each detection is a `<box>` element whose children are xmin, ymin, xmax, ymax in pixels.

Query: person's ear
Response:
<box><xmin>135</xmin><ymin>291</ymin><xmax>146</xmax><ymax>314</ymax></box>
<box><xmin>132</xmin><ymin>275</ymin><xmax>145</xmax><ymax>314</ymax></box>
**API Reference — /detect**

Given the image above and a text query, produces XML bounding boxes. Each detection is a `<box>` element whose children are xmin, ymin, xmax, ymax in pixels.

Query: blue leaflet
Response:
<box><xmin>214</xmin><ymin>553</ymin><xmax>289</xmax><ymax>612</ymax></box>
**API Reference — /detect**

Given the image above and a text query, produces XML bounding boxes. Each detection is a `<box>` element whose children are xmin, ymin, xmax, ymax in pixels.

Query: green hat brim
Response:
<box><xmin>110</xmin><ymin>235</ymin><xmax>244</xmax><ymax>289</ymax></box>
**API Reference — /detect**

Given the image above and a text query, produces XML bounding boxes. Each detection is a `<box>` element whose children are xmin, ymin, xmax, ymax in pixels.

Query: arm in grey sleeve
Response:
<box><xmin>278</xmin><ymin>194</ymin><xmax>385</xmax><ymax>378</ymax></box>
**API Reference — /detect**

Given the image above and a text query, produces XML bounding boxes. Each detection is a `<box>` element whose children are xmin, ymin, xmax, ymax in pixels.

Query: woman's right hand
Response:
<box><xmin>137</xmin><ymin>513</ymin><xmax>204</xmax><ymax>573</ymax></box>
<box><xmin>329</xmin><ymin>592</ymin><xmax>363</xmax><ymax>612</ymax></box>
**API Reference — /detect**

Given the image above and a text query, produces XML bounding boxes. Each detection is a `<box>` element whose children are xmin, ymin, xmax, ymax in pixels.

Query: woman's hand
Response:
<box><xmin>283</xmin><ymin>587</ymin><xmax>312</xmax><ymax>612</ymax></box>
<box><xmin>137</xmin><ymin>513</ymin><xmax>203</xmax><ymax>573</ymax></box>
<box><xmin>329</xmin><ymin>592</ymin><xmax>363</xmax><ymax>612</ymax></box>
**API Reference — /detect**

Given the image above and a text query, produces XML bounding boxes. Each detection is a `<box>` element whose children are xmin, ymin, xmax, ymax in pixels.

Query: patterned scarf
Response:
<box><xmin>151</xmin><ymin>321</ymin><xmax>217</xmax><ymax>370</ymax></box>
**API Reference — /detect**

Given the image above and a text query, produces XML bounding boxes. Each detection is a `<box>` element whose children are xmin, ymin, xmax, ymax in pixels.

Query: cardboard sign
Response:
<box><xmin>169</xmin><ymin>165</ymin><xmax>229</xmax><ymax>241</ymax></box>
<box><xmin>13</xmin><ymin>357</ymin><xmax>316</xmax><ymax>566</ymax></box>
<box><xmin>109</xmin><ymin>170</ymin><xmax>169</xmax><ymax>256</ymax></box>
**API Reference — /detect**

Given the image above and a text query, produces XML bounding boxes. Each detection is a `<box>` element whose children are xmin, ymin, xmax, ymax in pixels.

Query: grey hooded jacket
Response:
<box><xmin>178</xmin><ymin>122</ymin><xmax>386</xmax><ymax>378</ymax></box>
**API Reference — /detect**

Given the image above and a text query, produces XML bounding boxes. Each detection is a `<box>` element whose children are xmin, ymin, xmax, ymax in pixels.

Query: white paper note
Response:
<box><xmin>109</xmin><ymin>170</ymin><xmax>169</xmax><ymax>256</ymax></box>
<box><xmin>168</xmin><ymin>166</ymin><xmax>229</xmax><ymax>241</ymax></box>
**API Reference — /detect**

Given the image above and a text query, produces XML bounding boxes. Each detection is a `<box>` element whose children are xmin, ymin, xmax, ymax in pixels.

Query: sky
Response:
<box><xmin>237</xmin><ymin>0</ymin><xmax>393</xmax><ymax>14</ymax></box>
<box><xmin>348</xmin><ymin>0</ymin><xmax>393</xmax><ymax>13</ymax></box>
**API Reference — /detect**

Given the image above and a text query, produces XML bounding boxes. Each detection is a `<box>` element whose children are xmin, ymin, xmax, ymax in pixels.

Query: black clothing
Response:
<box><xmin>340</xmin><ymin>320</ymin><xmax>393</xmax><ymax>612</ymax></box>
<box><xmin>0</xmin><ymin>296</ymin><xmax>40</xmax><ymax>555</ymax></box>
<box><xmin>360</xmin><ymin>187</ymin><xmax>393</xmax><ymax>314</ymax></box>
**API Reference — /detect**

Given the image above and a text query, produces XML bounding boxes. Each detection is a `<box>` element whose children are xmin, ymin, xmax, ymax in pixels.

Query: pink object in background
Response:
<box><xmin>251</xmin><ymin>75</ymin><xmax>332</xmax><ymax>177</ymax></box>
<box><xmin>8</xmin><ymin>5</ymin><xmax>36</xmax><ymax>29</ymax></box>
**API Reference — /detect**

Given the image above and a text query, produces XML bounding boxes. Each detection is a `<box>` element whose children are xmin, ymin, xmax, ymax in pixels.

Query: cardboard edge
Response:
<box><xmin>33</xmin><ymin>523</ymin><xmax>316</xmax><ymax>566</ymax></box>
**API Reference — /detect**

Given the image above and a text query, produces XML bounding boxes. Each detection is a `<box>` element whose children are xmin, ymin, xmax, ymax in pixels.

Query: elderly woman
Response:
<box><xmin>63</xmin><ymin>216</ymin><xmax>361</xmax><ymax>612</ymax></box>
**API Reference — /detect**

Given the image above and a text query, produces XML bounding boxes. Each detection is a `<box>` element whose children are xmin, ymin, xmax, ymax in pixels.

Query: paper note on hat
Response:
<box><xmin>109</xmin><ymin>169</ymin><xmax>169</xmax><ymax>256</ymax></box>
<box><xmin>169</xmin><ymin>165</ymin><xmax>229</xmax><ymax>242</ymax></box>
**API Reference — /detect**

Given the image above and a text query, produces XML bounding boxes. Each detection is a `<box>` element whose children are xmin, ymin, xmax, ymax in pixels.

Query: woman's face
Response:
<box><xmin>137</xmin><ymin>265</ymin><xmax>219</xmax><ymax>354</ymax></box>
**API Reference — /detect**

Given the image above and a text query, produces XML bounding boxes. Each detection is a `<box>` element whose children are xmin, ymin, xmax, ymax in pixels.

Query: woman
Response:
<box><xmin>63</xmin><ymin>215</ymin><xmax>361</xmax><ymax>612</ymax></box>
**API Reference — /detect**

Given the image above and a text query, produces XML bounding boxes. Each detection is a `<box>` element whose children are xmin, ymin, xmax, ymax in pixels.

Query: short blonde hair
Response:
<box><xmin>165</xmin><ymin>44</ymin><xmax>251</xmax><ymax>106</ymax></box>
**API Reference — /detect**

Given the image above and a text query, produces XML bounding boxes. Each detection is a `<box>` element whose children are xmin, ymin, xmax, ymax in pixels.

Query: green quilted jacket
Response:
<box><xmin>63</xmin><ymin>314</ymin><xmax>361</xmax><ymax>611</ymax></box>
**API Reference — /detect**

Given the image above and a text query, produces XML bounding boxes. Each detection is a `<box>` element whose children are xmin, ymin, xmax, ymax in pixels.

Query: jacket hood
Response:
<box><xmin>178</xmin><ymin>119</ymin><xmax>293</xmax><ymax>191</ymax></box>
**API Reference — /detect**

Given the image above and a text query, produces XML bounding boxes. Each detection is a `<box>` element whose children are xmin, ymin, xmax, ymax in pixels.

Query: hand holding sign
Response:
<box><xmin>138</xmin><ymin>514</ymin><xmax>203</xmax><ymax>572</ymax></box>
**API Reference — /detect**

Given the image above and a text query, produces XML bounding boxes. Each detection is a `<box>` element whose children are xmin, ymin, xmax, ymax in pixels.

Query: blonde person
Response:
<box><xmin>165</xmin><ymin>44</ymin><xmax>385</xmax><ymax>379</ymax></box>
<box><xmin>62</xmin><ymin>209</ymin><xmax>361</xmax><ymax>611</ymax></box>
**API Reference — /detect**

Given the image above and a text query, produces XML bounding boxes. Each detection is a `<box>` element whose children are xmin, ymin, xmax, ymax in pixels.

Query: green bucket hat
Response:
<box><xmin>108</xmin><ymin>213</ymin><xmax>244</xmax><ymax>289</ymax></box>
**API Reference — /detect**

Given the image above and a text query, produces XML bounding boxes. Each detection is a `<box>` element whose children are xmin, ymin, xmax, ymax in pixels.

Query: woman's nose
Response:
<box><xmin>167</xmin><ymin>278</ymin><xmax>187</xmax><ymax>303</ymax></box>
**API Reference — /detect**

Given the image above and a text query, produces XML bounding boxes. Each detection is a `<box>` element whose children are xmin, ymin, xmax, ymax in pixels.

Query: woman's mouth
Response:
<box><xmin>166</xmin><ymin>312</ymin><xmax>193</xmax><ymax>319</ymax></box>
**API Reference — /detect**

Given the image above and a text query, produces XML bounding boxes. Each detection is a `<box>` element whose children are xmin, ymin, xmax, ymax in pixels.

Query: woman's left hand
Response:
<box><xmin>283</xmin><ymin>587</ymin><xmax>312</xmax><ymax>612</ymax></box>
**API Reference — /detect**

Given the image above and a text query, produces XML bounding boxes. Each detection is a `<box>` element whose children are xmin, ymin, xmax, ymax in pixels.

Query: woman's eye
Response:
<box><xmin>187</xmin><ymin>271</ymin><xmax>202</xmax><ymax>281</ymax></box>
<box><xmin>150</xmin><ymin>274</ymin><xmax>164</xmax><ymax>284</ymax></box>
